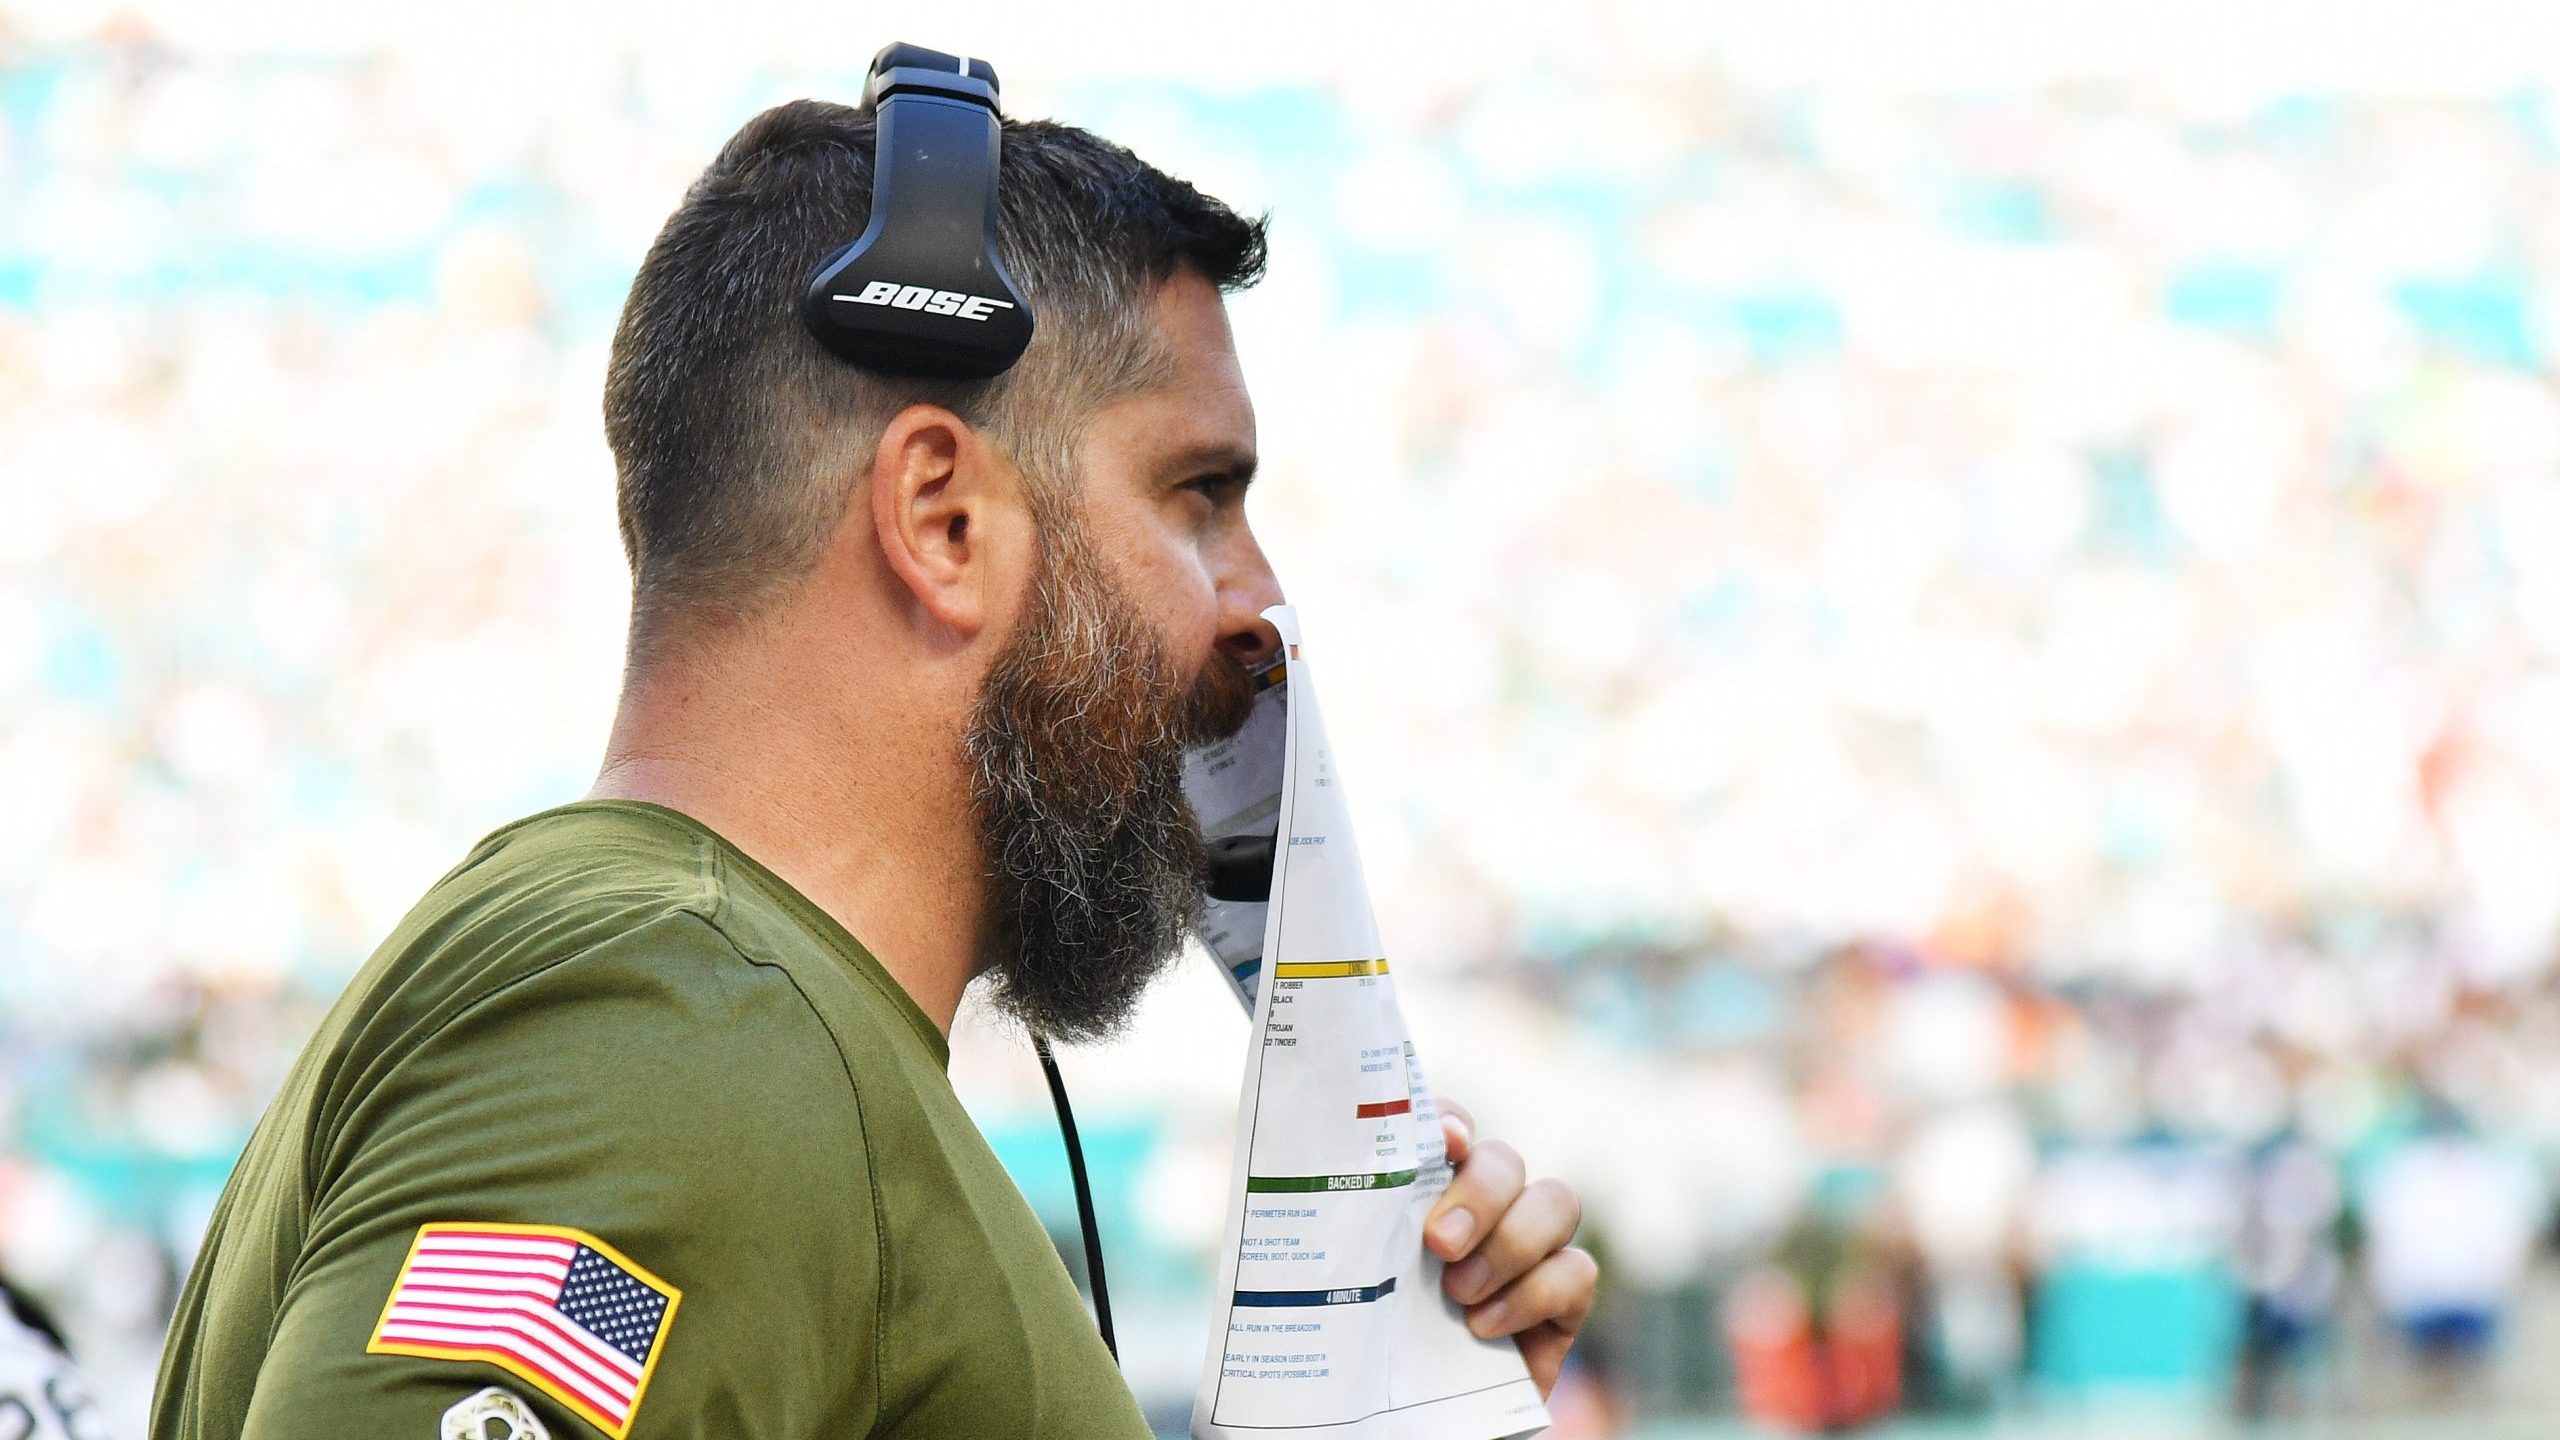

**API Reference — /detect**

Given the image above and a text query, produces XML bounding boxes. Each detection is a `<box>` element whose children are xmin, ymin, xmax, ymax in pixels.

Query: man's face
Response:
<box><xmin>963</xmin><ymin>270</ymin><xmax>1283</xmax><ymax>1041</ymax></box>
<box><xmin>1055</xmin><ymin>267</ymin><xmax>1279</xmax><ymax>693</ymax></box>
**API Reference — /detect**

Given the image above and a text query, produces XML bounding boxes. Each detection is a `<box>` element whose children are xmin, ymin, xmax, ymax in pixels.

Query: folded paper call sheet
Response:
<box><xmin>1183</xmin><ymin>606</ymin><xmax>1549</xmax><ymax>1440</ymax></box>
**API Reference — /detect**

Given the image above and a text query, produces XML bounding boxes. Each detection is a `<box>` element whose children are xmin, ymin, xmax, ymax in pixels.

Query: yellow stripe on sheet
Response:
<box><xmin>1269</xmin><ymin>959</ymin><xmax>1389</xmax><ymax>979</ymax></box>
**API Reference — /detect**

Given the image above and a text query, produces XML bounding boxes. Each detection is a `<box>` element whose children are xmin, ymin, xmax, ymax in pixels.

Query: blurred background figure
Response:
<box><xmin>2</xmin><ymin>1268</ymin><xmax>109</xmax><ymax>1438</ymax></box>
<box><xmin>2027</xmin><ymin>1133</ymin><xmax>2244</xmax><ymax>1407</ymax></box>
<box><xmin>1724</xmin><ymin>1261</ymin><xmax>1903</xmax><ymax>1433</ymax></box>
<box><xmin>10</xmin><ymin>2</ymin><xmax>2560</xmax><ymax>1436</ymax></box>
<box><xmin>2233</xmin><ymin>1128</ymin><xmax>2344</xmax><ymax>1421</ymax></box>
<box><xmin>2356</xmin><ymin>1101</ymin><xmax>2545</xmax><ymax>1405</ymax></box>
<box><xmin>1894</xmin><ymin>1096</ymin><xmax>2033</xmax><ymax>1414</ymax></box>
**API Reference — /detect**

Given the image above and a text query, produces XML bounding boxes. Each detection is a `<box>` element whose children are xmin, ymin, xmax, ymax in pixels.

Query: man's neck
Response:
<box><xmin>587</xmin><ymin>635</ymin><xmax>985</xmax><ymax>1036</ymax></box>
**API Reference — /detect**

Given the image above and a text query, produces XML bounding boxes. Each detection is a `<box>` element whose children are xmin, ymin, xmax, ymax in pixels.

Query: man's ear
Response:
<box><xmin>868</xmin><ymin>404</ymin><xmax>1008</xmax><ymax>637</ymax></box>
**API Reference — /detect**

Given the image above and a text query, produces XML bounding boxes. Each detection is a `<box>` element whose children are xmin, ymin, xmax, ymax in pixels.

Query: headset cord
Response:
<box><xmin>1033</xmin><ymin>1034</ymin><xmax>1118</xmax><ymax>1362</ymax></box>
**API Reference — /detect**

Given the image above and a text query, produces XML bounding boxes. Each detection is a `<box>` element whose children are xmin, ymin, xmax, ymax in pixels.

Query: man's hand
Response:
<box><xmin>1423</xmin><ymin>1096</ymin><xmax>1598</xmax><ymax>1399</ymax></box>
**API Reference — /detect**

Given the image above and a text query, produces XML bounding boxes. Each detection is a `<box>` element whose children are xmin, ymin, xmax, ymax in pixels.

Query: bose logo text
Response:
<box><xmin>834</xmin><ymin>280</ymin><xmax>1018</xmax><ymax>321</ymax></box>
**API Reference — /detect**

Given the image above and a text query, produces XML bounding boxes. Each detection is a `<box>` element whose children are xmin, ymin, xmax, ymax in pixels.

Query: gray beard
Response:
<box><xmin>961</xmin><ymin>514</ymin><xmax>1254</xmax><ymax>1043</ymax></box>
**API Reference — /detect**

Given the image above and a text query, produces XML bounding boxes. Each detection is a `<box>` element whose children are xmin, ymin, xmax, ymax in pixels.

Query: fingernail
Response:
<box><xmin>1448</xmin><ymin>1256</ymin><xmax>1493</xmax><ymax>1303</ymax></box>
<box><xmin>1433</xmin><ymin>1209</ymin><xmax>1475</xmax><ymax>1252</ymax></box>
<box><xmin>1471</xmin><ymin>1299</ymin><xmax>1510</xmax><ymax>1337</ymax></box>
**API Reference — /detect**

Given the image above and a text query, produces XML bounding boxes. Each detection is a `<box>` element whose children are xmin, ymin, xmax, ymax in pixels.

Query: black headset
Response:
<box><xmin>800</xmin><ymin>43</ymin><xmax>1116</xmax><ymax>1362</ymax></box>
<box><xmin>800</xmin><ymin>42</ymin><xmax>1036</xmax><ymax>381</ymax></box>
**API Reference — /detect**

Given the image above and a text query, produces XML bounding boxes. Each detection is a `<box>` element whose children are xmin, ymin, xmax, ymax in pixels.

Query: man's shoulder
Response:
<box><xmin>328</xmin><ymin>800</ymin><xmax>937</xmax><ymax>1107</ymax></box>
<box><xmin>299</xmin><ymin>805</ymin><xmax>882</xmax><ymax>1193</ymax></box>
<box><xmin>349</xmin><ymin>800</ymin><xmax>730</xmax><ymax>1024</ymax></box>
<box><xmin>306</xmin><ymin>805</ymin><xmax>802</xmax><ymax>1112</ymax></box>
<box><xmin>439</xmin><ymin>797</ymin><xmax>725</xmax><ymax>923</ymax></box>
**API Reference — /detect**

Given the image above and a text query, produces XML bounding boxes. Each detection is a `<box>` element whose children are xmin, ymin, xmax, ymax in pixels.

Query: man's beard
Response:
<box><xmin>963</xmin><ymin>508</ymin><xmax>1258</xmax><ymax>1042</ymax></box>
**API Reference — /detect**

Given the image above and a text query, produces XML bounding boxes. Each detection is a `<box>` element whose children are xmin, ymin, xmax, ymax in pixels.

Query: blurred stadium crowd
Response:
<box><xmin>6</xmin><ymin>7</ymin><xmax>2560</xmax><ymax>1436</ymax></box>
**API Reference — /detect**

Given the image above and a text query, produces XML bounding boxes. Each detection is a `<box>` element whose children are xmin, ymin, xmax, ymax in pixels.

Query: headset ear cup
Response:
<box><xmin>800</xmin><ymin>44</ymin><xmax>1034</xmax><ymax>380</ymax></box>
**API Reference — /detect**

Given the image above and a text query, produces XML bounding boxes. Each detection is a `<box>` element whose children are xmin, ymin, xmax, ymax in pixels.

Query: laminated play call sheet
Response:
<box><xmin>1182</xmin><ymin>606</ymin><xmax>1549</xmax><ymax>1440</ymax></box>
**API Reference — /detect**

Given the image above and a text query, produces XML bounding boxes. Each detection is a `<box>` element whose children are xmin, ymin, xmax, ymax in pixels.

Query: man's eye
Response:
<box><xmin>1183</xmin><ymin>475</ymin><xmax>1234</xmax><ymax>504</ymax></box>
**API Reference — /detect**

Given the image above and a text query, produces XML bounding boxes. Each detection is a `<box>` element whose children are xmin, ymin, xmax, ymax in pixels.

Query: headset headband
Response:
<box><xmin>799</xmin><ymin>42</ymin><xmax>1036</xmax><ymax>380</ymax></box>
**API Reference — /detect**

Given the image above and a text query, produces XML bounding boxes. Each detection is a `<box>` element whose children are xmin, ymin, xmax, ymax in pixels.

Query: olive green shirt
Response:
<box><xmin>150</xmin><ymin>800</ymin><xmax>1149</xmax><ymax>1440</ymax></box>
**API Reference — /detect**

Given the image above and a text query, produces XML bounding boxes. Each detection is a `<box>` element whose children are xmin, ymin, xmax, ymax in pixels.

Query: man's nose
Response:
<box><xmin>1216</xmin><ymin>539</ymin><xmax>1286</xmax><ymax>666</ymax></box>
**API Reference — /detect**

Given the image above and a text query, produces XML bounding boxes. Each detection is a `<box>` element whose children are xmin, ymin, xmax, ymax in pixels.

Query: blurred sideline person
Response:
<box><xmin>149</xmin><ymin>98</ymin><xmax>1596</xmax><ymax>1438</ymax></box>
<box><xmin>2</xmin><ymin>1272</ymin><xmax>108</xmax><ymax>1440</ymax></box>
<box><xmin>2357</xmin><ymin>1106</ymin><xmax>2541</xmax><ymax>1400</ymax></box>
<box><xmin>2234</xmin><ymin>1130</ymin><xmax>2341</xmax><ymax>1420</ymax></box>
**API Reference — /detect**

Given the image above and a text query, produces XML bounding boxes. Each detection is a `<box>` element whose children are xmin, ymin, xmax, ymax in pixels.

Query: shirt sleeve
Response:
<box><xmin>236</xmin><ymin>911</ymin><xmax>883</xmax><ymax>1439</ymax></box>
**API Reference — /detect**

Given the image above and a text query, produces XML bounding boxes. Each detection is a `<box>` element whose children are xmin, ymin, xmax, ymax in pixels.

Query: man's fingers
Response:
<box><xmin>1441</xmin><ymin>1176</ymin><xmax>1580</xmax><ymax>1305</ymax></box>
<box><xmin>1415</xmin><ymin>1098</ymin><xmax>1595</xmax><ymax>1400</ymax></box>
<box><xmin>1433</xmin><ymin>1094</ymin><xmax>1475</xmax><ymax>1169</ymax></box>
<box><xmin>1440</xmin><ymin>1112</ymin><xmax>1473</xmax><ymax>1167</ymax></box>
<box><xmin>1424</xmin><ymin>1137</ymin><xmax>1522</xmax><ymax>1261</ymax></box>
<box><xmin>1466</xmin><ymin>1245</ymin><xmax>1599</xmax><ymax>1344</ymax></box>
<box><xmin>1433</xmin><ymin>1093</ymin><xmax>1475</xmax><ymax>1139</ymax></box>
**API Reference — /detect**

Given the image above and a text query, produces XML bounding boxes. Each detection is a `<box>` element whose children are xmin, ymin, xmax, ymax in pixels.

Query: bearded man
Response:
<box><xmin>151</xmin><ymin>96</ymin><xmax>1596</xmax><ymax>1440</ymax></box>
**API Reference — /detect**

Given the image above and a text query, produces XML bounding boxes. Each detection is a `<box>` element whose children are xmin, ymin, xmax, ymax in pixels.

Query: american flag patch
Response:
<box><xmin>367</xmin><ymin>1222</ymin><xmax>681</xmax><ymax>1439</ymax></box>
